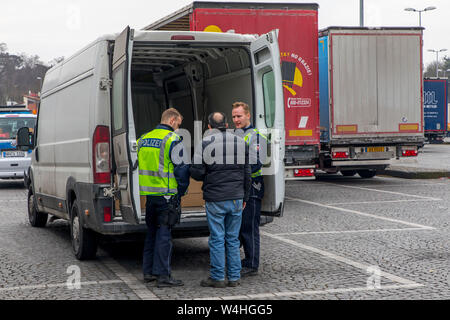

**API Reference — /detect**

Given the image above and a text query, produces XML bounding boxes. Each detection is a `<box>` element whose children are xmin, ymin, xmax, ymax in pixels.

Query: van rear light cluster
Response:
<box><xmin>402</xmin><ymin>150</ymin><xmax>418</xmax><ymax>157</ymax></box>
<box><xmin>294</xmin><ymin>169</ymin><xmax>315</xmax><ymax>177</ymax></box>
<box><xmin>332</xmin><ymin>151</ymin><xmax>349</xmax><ymax>159</ymax></box>
<box><xmin>104</xmin><ymin>207</ymin><xmax>112</xmax><ymax>222</ymax></box>
<box><xmin>93</xmin><ymin>125</ymin><xmax>111</xmax><ymax>184</ymax></box>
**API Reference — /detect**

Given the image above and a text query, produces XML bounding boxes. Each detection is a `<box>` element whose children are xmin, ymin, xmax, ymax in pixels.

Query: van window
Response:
<box><xmin>262</xmin><ymin>70</ymin><xmax>276</xmax><ymax>128</ymax></box>
<box><xmin>112</xmin><ymin>65</ymin><xmax>125</xmax><ymax>132</ymax></box>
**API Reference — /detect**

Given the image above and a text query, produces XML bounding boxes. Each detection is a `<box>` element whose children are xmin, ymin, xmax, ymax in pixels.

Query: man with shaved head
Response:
<box><xmin>190</xmin><ymin>112</ymin><xmax>251</xmax><ymax>288</ymax></box>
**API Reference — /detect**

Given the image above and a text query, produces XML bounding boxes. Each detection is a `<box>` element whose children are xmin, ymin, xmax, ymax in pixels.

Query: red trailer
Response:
<box><xmin>144</xmin><ymin>2</ymin><xmax>320</xmax><ymax>180</ymax></box>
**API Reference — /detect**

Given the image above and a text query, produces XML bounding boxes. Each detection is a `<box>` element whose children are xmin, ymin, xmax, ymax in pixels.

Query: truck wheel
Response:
<box><xmin>70</xmin><ymin>201</ymin><xmax>97</xmax><ymax>260</ymax></box>
<box><xmin>341</xmin><ymin>170</ymin><xmax>357</xmax><ymax>177</ymax></box>
<box><xmin>28</xmin><ymin>188</ymin><xmax>48</xmax><ymax>227</ymax></box>
<box><xmin>358</xmin><ymin>170</ymin><xmax>377</xmax><ymax>179</ymax></box>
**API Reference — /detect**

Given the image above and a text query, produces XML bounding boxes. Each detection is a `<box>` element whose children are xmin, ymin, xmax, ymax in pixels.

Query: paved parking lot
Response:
<box><xmin>0</xmin><ymin>174</ymin><xmax>449</xmax><ymax>300</ymax></box>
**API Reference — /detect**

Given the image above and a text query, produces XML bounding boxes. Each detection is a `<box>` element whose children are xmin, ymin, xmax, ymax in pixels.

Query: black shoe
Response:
<box><xmin>241</xmin><ymin>267</ymin><xmax>258</xmax><ymax>277</ymax></box>
<box><xmin>143</xmin><ymin>274</ymin><xmax>157</xmax><ymax>283</ymax></box>
<box><xmin>157</xmin><ymin>276</ymin><xmax>184</xmax><ymax>288</ymax></box>
<box><xmin>200</xmin><ymin>277</ymin><xmax>227</xmax><ymax>288</ymax></box>
<box><xmin>228</xmin><ymin>279</ymin><xmax>241</xmax><ymax>287</ymax></box>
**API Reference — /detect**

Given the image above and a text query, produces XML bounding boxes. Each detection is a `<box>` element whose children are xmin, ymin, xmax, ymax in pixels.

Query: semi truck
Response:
<box><xmin>143</xmin><ymin>1</ymin><xmax>320</xmax><ymax>180</ymax></box>
<box><xmin>424</xmin><ymin>78</ymin><xmax>448</xmax><ymax>143</ymax></box>
<box><xmin>318</xmin><ymin>27</ymin><xmax>424</xmax><ymax>178</ymax></box>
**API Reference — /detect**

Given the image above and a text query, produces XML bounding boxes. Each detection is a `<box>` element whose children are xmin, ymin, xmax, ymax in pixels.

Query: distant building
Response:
<box><xmin>23</xmin><ymin>92</ymin><xmax>40</xmax><ymax>115</ymax></box>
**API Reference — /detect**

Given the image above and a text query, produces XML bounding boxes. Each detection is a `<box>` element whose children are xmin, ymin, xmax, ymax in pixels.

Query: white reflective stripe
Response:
<box><xmin>139</xmin><ymin>170</ymin><xmax>174</xmax><ymax>179</ymax></box>
<box><xmin>139</xmin><ymin>186</ymin><xmax>177</xmax><ymax>193</ymax></box>
<box><xmin>159</xmin><ymin>132</ymin><xmax>176</xmax><ymax>173</ymax></box>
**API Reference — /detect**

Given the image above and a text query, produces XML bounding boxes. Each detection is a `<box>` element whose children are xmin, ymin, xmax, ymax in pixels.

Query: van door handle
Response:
<box><xmin>35</xmin><ymin>147</ymin><xmax>39</xmax><ymax>162</ymax></box>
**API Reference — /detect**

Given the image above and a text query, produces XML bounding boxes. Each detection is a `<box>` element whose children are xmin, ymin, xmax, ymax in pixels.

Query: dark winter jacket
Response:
<box><xmin>189</xmin><ymin>129</ymin><xmax>251</xmax><ymax>202</ymax></box>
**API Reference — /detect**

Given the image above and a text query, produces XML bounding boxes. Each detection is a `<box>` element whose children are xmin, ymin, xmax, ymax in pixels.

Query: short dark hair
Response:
<box><xmin>208</xmin><ymin>112</ymin><xmax>227</xmax><ymax>129</ymax></box>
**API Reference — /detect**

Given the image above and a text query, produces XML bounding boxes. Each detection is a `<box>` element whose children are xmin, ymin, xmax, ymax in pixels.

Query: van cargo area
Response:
<box><xmin>113</xmin><ymin>40</ymin><xmax>272</xmax><ymax>227</ymax></box>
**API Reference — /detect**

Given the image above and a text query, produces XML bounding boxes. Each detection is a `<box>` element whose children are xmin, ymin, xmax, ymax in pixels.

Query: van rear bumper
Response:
<box><xmin>95</xmin><ymin>216</ymin><xmax>210</xmax><ymax>236</ymax></box>
<box><xmin>0</xmin><ymin>157</ymin><xmax>30</xmax><ymax>178</ymax></box>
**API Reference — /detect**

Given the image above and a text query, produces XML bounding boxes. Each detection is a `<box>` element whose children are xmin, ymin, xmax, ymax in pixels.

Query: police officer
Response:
<box><xmin>231</xmin><ymin>102</ymin><xmax>267</xmax><ymax>277</ymax></box>
<box><xmin>138</xmin><ymin>108</ymin><xmax>190</xmax><ymax>288</ymax></box>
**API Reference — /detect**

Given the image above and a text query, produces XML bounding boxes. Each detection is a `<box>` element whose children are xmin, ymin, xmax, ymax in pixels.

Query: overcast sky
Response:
<box><xmin>1</xmin><ymin>0</ymin><xmax>448</xmax><ymax>67</ymax></box>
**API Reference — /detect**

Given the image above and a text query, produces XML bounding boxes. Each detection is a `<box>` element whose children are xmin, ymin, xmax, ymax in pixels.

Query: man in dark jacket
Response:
<box><xmin>190</xmin><ymin>112</ymin><xmax>251</xmax><ymax>288</ymax></box>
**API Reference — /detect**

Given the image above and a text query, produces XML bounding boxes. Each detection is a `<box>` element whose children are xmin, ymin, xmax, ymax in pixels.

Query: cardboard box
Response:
<box><xmin>115</xmin><ymin>178</ymin><xmax>205</xmax><ymax>211</ymax></box>
<box><xmin>181</xmin><ymin>193</ymin><xmax>205</xmax><ymax>208</ymax></box>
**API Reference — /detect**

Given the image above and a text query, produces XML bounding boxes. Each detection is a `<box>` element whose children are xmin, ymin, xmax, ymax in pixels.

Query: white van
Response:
<box><xmin>18</xmin><ymin>27</ymin><xmax>285</xmax><ymax>260</ymax></box>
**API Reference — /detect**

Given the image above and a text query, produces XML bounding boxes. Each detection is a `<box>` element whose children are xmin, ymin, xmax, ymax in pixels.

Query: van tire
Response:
<box><xmin>70</xmin><ymin>201</ymin><xmax>97</xmax><ymax>260</ymax></box>
<box><xmin>358</xmin><ymin>170</ymin><xmax>377</xmax><ymax>179</ymax></box>
<box><xmin>28</xmin><ymin>188</ymin><xmax>48</xmax><ymax>228</ymax></box>
<box><xmin>341</xmin><ymin>170</ymin><xmax>357</xmax><ymax>177</ymax></box>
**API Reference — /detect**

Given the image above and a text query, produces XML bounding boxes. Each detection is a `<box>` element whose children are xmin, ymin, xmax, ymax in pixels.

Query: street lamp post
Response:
<box><xmin>428</xmin><ymin>49</ymin><xmax>448</xmax><ymax>77</ymax></box>
<box><xmin>404</xmin><ymin>6</ymin><xmax>436</xmax><ymax>27</ymax></box>
<box><xmin>36</xmin><ymin>77</ymin><xmax>43</xmax><ymax>94</ymax></box>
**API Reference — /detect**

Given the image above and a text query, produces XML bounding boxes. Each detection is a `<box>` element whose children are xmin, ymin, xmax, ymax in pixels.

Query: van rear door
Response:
<box><xmin>111</xmin><ymin>26</ymin><xmax>141</xmax><ymax>224</ymax></box>
<box><xmin>250</xmin><ymin>31</ymin><xmax>285</xmax><ymax>217</ymax></box>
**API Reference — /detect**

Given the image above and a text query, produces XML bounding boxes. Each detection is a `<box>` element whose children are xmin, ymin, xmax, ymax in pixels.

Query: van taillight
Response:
<box><xmin>171</xmin><ymin>35</ymin><xmax>195</xmax><ymax>40</ymax></box>
<box><xmin>104</xmin><ymin>207</ymin><xmax>112</xmax><ymax>222</ymax></box>
<box><xmin>93</xmin><ymin>126</ymin><xmax>111</xmax><ymax>184</ymax></box>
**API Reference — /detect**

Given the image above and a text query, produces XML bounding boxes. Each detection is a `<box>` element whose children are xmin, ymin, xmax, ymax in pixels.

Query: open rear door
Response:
<box><xmin>111</xmin><ymin>26</ymin><xmax>141</xmax><ymax>224</ymax></box>
<box><xmin>250</xmin><ymin>31</ymin><xmax>285</xmax><ymax>217</ymax></box>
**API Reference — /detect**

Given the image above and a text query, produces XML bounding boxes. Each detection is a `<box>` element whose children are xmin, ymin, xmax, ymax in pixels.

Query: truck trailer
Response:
<box><xmin>424</xmin><ymin>78</ymin><xmax>448</xmax><ymax>143</ymax></box>
<box><xmin>143</xmin><ymin>1</ymin><xmax>320</xmax><ymax>180</ymax></box>
<box><xmin>318</xmin><ymin>27</ymin><xmax>424</xmax><ymax>178</ymax></box>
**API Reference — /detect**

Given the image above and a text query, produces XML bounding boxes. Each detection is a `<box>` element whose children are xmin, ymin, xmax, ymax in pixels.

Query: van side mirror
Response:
<box><xmin>16</xmin><ymin>127</ymin><xmax>34</xmax><ymax>151</ymax></box>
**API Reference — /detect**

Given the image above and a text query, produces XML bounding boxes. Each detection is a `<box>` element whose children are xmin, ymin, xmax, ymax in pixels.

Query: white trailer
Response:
<box><xmin>318</xmin><ymin>27</ymin><xmax>424</xmax><ymax>178</ymax></box>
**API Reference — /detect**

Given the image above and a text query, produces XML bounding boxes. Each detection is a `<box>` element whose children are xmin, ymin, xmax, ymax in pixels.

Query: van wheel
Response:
<box><xmin>28</xmin><ymin>188</ymin><xmax>48</xmax><ymax>227</ymax></box>
<box><xmin>70</xmin><ymin>201</ymin><xmax>97</xmax><ymax>260</ymax></box>
<box><xmin>341</xmin><ymin>170</ymin><xmax>357</xmax><ymax>177</ymax></box>
<box><xmin>358</xmin><ymin>170</ymin><xmax>377</xmax><ymax>178</ymax></box>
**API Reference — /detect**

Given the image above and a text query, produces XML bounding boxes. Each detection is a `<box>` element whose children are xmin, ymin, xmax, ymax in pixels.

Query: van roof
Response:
<box><xmin>44</xmin><ymin>30</ymin><xmax>256</xmax><ymax>76</ymax></box>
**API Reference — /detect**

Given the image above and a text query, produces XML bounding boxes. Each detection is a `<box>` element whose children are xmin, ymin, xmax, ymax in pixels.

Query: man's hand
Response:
<box><xmin>243</xmin><ymin>202</ymin><xmax>247</xmax><ymax>210</ymax></box>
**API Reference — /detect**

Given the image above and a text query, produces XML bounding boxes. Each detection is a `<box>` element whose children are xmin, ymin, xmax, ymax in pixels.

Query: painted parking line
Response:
<box><xmin>0</xmin><ymin>279</ymin><xmax>123</xmax><ymax>293</ymax></box>
<box><xmin>100</xmin><ymin>257</ymin><xmax>159</xmax><ymax>300</ymax></box>
<box><xmin>261</xmin><ymin>231</ymin><xmax>421</xmax><ymax>286</ymax></box>
<box><xmin>194</xmin><ymin>284</ymin><xmax>423</xmax><ymax>300</ymax></box>
<box><xmin>325</xmin><ymin>199</ymin><xmax>440</xmax><ymax>205</ymax></box>
<box><xmin>272</xmin><ymin>227</ymin><xmax>430</xmax><ymax>236</ymax></box>
<box><xmin>320</xmin><ymin>182</ymin><xmax>442</xmax><ymax>201</ymax></box>
<box><xmin>285</xmin><ymin>197</ymin><xmax>435</xmax><ymax>230</ymax></box>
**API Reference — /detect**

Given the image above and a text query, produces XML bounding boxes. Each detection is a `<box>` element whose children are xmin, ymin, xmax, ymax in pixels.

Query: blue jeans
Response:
<box><xmin>143</xmin><ymin>196</ymin><xmax>173</xmax><ymax>277</ymax></box>
<box><xmin>205</xmin><ymin>199</ymin><xmax>243</xmax><ymax>281</ymax></box>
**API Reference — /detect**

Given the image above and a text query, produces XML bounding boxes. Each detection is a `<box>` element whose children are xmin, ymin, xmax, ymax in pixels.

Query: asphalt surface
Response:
<box><xmin>1</xmin><ymin>174</ymin><xmax>449</xmax><ymax>300</ymax></box>
<box><xmin>382</xmin><ymin>143</ymin><xmax>450</xmax><ymax>179</ymax></box>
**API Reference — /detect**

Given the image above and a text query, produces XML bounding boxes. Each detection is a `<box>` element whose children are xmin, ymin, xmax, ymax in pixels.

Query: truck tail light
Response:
<box><xmin>104</xmin><ymin>206</ymin><xmax>112</xmax><ymax>222</ymax></box>
<box><xmin>402</xmin><ymin>150</ymin><xmax>418</xmax><ymax>157</ymax></box>
<box><xmin>93</xmin><ymin>125</ymin><xmax>111</xmax><ymax>184</ymax></box>
<box><xmin>332</xmin><ymin>151</ymin><xmax>349</xmax><ymax>159</ymax></box>
<box><xmin>294</xmin><ymin>169</ymin><xmax>315</xmax><ymax>177</ymax></box>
